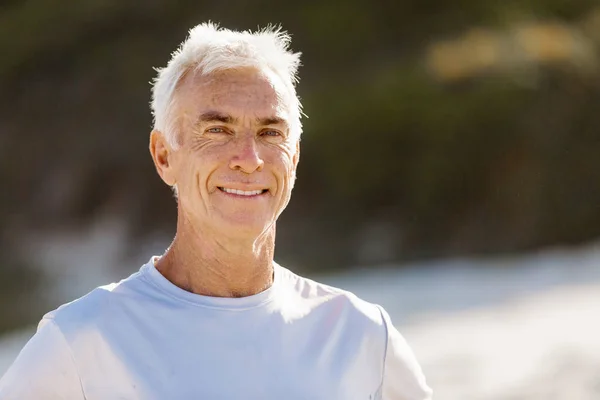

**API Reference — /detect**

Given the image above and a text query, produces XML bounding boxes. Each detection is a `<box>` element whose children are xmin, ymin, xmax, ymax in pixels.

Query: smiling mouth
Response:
<box><xmin>218</xmin><ymin>187</ymin><xmax>269</xmax><ymax>196</ymax></box>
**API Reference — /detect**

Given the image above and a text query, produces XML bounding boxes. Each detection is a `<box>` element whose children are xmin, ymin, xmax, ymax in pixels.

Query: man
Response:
<box><xmin>0</xmin><ymin>23</ymin><xmax>432</xmax><ymax>399</ymax></box>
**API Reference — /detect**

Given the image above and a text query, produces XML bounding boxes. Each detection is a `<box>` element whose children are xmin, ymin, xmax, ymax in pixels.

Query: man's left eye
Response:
<box><xmin>261</xmin><ymin>130</ymin><xmax>281</xmax><ymax>137</ymax></box>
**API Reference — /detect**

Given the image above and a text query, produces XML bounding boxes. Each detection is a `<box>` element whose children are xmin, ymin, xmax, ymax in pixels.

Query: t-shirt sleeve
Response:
<box><xmin>0</xmin><ymin>318</ymin><xmax>85</xmax><ymax>400</ymax></box>
<box><xmin>377</xmin><ymin>305</ymin><xmax>433</xmax><ymax>400</ymax></box>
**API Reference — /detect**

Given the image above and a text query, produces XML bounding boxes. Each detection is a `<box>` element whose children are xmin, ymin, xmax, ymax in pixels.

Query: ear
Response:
<box><xmin>149</xmin><ymin>130</ymin><xmax>177</xmax><ymax>187</ymax></box>
<box><xmin>293</xmin><ymin>140</ymin><xmax>300</xmax><ymax>168</ymax></box>
<box><xmin>290</xmin><ymin>140</ymin><xmax>300</xmax><ymax>188</ymax></box>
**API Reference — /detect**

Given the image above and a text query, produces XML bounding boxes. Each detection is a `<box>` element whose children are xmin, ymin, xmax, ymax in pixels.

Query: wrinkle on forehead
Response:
<box><xmin>177</xmin><ymin>67</ymin><xmax>291</xmax><ymax>124</ymax></box>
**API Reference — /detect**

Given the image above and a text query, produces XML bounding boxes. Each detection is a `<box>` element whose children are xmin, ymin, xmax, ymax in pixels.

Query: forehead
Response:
<box><xmin>177</xmin><ymin>68</ymin><xmax>291</xmax><ymax>121</ymax></box>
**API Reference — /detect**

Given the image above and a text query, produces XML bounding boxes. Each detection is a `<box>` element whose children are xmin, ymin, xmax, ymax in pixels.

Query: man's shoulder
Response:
<box><xmin>43</xmin><ymin>268</ymin><xmax>147</xmax><ymax>336</ymax></box>
<box><xmin>277</xmin><ymin>264</ymin><xmax>386</xmax><ymax>329</ymax></box>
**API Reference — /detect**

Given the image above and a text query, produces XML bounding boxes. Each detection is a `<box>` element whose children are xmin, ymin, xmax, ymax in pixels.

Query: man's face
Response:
<box><xmin>154</xmin><ymin>68</ymin><xmax>299</xmax><ymax>239</ymax></box>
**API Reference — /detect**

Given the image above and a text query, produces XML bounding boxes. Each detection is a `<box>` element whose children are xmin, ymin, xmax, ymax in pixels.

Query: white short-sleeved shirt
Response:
<box><xmin>0</xmin><ymin>258</ymin><xmax>432</xmax><ymax>399</ymax></box>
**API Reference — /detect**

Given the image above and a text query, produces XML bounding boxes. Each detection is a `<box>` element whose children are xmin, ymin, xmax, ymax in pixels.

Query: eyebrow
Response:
<box><xmin>196</xmin><ymin>111</ymin><xmax>236</xmax><ymax>125</ymax></box>
<box><xmin>257</xmin><ymin>116</ymin><xmax>287</xmax><ymax>127</ymax></box>
<box><xmin>196</xmin><ymin>111</ymin><xmax>288</xmax><ymax>127</ymax></box>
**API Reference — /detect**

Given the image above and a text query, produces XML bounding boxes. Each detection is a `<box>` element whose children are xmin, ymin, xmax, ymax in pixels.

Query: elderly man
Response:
<box><xmin>0</xmin><ymin>23</ymin><xmax>431</xmax><ymax>399</ymax></box>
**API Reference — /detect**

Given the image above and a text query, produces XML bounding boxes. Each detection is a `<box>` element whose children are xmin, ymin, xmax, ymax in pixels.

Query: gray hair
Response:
<box><xmin>151</xmin><ymin>22</ymin><xmax>303</xmax><ymax>147</ymax></box>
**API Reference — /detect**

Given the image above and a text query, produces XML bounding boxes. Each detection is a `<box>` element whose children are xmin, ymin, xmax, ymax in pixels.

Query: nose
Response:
<box><xmin>229</xmin><ymin>135</ymin><xmax>264</xmax><ymax>174</ymax></box>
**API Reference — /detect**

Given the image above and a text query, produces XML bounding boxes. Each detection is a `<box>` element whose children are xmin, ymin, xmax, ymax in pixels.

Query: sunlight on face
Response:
<box><xmin>169</xmin><ymin>68</ymin><xmax>299</xmax><ymax>239</ymax></box>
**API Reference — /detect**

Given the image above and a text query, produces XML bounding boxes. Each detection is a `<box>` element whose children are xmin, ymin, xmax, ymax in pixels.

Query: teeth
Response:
<box><xmin>221</xmin><ymin>188</ymin><xmax>264</xmax><ymax>196</ymax></box>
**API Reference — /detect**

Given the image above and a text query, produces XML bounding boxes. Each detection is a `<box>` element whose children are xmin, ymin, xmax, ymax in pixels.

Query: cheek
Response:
<box><xmin>174</xmin><ymin>150</ymin><xmax>217</xmax><ymax>193</ymax></box>
<box><xmin>270</xmin><ymin>149</ymin><xmax>295</xmax><ymax>176</ymax></box>
<box><xmin>272</xmin><ymin>150</ymin><xmax>298</xmax><ymax>194</ymax></box>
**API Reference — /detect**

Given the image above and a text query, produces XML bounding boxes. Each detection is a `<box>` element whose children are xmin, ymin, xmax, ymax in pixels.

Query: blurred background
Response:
<box><xmin>1</xmin><ymin>0</ymin><xmax>600</xmax><ymax>398</ymax></box>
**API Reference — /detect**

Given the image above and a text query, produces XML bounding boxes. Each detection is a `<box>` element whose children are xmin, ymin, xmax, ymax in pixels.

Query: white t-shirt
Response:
<box><xmin>0</xmin><ymin>258</ymin><xmax>432</xmax><ymax>400</ymax></box>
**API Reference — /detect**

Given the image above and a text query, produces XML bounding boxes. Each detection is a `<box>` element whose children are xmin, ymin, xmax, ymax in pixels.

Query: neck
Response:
<box><xmin>155</xmin><ymin>216</ymin><xmax>276</xmax><ymax>298</ymax></box>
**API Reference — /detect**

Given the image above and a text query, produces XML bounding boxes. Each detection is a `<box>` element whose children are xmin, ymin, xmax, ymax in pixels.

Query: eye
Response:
<box><xmin>261</xmin><ymin>130</ymin><xmax>282</xmax><ymax>137</ymax></box>
<box><xmin>207</xmin><ymin>127</ymin><xmax>226</xmax><ymax>134</ymax></box>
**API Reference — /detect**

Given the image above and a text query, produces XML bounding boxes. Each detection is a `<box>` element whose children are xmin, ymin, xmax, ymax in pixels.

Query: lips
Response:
<box><xmin>218</xmin><ymin>187</ymin><xmax>269</xmax><ymax>196</ymax></box>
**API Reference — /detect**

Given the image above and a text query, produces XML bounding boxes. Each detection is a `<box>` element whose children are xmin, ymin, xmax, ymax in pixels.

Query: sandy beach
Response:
<box><xmin>404</xmin><ymin>283</ymin><xmax>600</xmax><ymax>399</ymax></box>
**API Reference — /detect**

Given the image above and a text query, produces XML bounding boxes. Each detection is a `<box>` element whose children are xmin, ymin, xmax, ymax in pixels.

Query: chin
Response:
<box><xmin>219</xmin><ymin>216</ymin><xmax>274</xmax><ymax>238</ymax></box>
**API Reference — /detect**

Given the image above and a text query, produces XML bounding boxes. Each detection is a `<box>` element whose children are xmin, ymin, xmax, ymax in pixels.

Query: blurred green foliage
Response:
<box><xmin>0</xmin><ymin>252</ymin><xmax>43</xmax><ymax>332</ymax></box>
<box><xmin>1</xmin><ymin>0</ymin><xmax>600</xmax><ymax>278</ymax></box>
